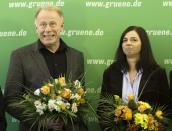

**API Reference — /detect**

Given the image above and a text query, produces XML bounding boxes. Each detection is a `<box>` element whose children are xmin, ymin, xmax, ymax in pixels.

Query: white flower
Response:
<box><xmin>55</xmin><ymin>78</ymin><xmax>58</xmax><ymax>84</ymax></box>
<box><xmin>48</xmin><ymin>99</ymin><xmax>56</xmax><ymax>112</ymax></box>
<box><xmin>70</xmin><ymin>93</ymin><xmax>81</xmax><ymax>100</ymax></box>
<box><xmin>47</xmin><ymin>83</ymin><xmax>54</xmax><ymax>87</ymax></box>
<box><xmin>56</xmin><ymin>96</ymin><xmax>62</xmax><ymax>101</ymax></box>
<box><xmin>55</xmin><ymin>100</ymin><xmax>63</xmax><ymax>112</ymax></box>
<box><xmin>34</xmin><ymin>100</ymin><xmax>46</xmax><ymax>115</ymax></box>
<box><xmin>34</xmin><ymin>89</ymin><xmax>40</xmax><ymax>96</ymax></box>
<box><xmin>65</xmin><ymin>102</ymin><xmax>70</xmax><ymax>109</ymax></box>
<box><xmin>71</xmin><ymin>103</ymin><xmax>78</xmax><ymax>113</ymax></box>
<box><xmin>36</xmin><ymin>109</ymin><xmax>44</xmax><ymax>115</ymax></box>
<box><xmin>34</xmin><ymin>100</ymin><xmax>42</xmax><ymax>107</ymax></box>
<box><xmin>74</xmin><ymin>80</ymin><xmax>81</xmax><ymax>89</ymax></box>
<box><xmin>42</xmin><ymin>103</ymin><xmax>47</xmax><ymax>109</ymax></box>
<box><xmin>48</xmin><ymin>100</ymin><xmax>64</xmax><ymax>112</ymax></box>
<box><xmin>54</xmin><ymin>105</ymin><xmax>61</xmax><ymax>112</ymax></box>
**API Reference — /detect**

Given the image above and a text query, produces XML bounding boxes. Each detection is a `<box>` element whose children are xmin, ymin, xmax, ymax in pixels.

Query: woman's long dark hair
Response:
<box><xmin>115</xmin><ymin>26</ymin><xmax>158</xmax><ymax>72</ymax></box>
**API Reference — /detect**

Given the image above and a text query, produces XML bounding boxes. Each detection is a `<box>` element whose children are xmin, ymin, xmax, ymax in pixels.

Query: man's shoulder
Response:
<box><xmin>66</xmin><ymin>46</ymin><xmax>83</xmax><ymax>55</ymax></box>
<box><xmin>12</xmin><ymin>41</ymin><xmax>37</xmax><ymax>54</ymax></box>
<box><xmin>60</xmin><ymin>39</ymin><xmax>83</xmax><ymax>55</ymax></box>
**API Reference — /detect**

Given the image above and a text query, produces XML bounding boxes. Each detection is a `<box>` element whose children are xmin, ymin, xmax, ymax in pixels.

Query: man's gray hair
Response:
<box><xmin>35</xmin><ymin>6</ymin><xmax>63</xmax><ymax>19</ymax></box>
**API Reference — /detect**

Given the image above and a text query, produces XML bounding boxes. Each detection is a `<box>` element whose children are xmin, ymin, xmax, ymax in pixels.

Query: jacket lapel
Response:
<box><xmin>117</xmin><ymin>72</ymin><xmax>123</xmax><ymax>97</ymax></box>
<box><xmin>138</xmin><ymin>69</ymin><xmax>152</xmax><ymax>99</ymax></box>
<box><xmin>31</xmin><ymin>43</ymin><xmax>51</xmax><ymax>80</ymax></box>
<box><xmin>111</xmin><ymin>67</ymin><xmax>123</xmax><ymax>97</ymax></box>
<box><xmin>66</xmin><ymin>48</ymin><xmax>72</xmax><ymax>78</ymax></box>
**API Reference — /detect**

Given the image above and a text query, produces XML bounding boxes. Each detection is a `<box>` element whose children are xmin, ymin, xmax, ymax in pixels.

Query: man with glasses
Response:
<box><xmin>4</xmin><ymin>6</ymin><xmax>86</xmax><ymax>131</ymax></box>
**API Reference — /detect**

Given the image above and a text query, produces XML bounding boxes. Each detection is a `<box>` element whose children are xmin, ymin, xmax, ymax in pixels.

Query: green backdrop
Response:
<box><xmin>0</xmin><ymin>0</ymin><xmax>172</xmax><ymax>131</ymax></box>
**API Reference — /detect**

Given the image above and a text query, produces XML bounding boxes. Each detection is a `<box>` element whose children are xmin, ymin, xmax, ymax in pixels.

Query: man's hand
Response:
<box><xmin>46</xmin><ymin>119</ymin><xmax>64</xmax><ymax>131</ymax></box>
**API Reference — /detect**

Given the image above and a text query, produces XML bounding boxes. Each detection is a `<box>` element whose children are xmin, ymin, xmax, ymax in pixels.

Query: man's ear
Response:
<box><xmin>34</xmin><ymin>20</ymin><xmax>39</xmax><ymax>34</ymax></box>
<box><xmin>60</xmin><ymin>22</ymin><xmax>64</xmax><ymax>32</ymax></box>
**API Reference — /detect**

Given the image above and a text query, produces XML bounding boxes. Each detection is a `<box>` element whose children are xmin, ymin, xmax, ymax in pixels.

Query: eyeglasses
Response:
<box><xmin>38</xmin><ymin>21</ymin><xmax>57</xmax><ymax>29</ymax></box>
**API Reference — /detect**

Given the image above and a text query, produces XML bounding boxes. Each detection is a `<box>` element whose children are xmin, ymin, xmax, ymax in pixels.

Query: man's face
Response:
<box><xmin>35</xmin><ymin>10</ymin><xmax>64</xmax><ymax>47</ymax></box>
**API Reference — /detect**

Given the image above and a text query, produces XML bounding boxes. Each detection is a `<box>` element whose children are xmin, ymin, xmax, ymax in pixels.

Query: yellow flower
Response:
<box><xmin>155</xmin><ymin>110</ymin><xmax>163</xmax><ymax>119</ymax></box>
<box><xmin>128</xmin><ymin>93</ymin><xmax>134</xmax><ymax>101</ymax></box>
<box><xmin>57</xmin><ymin>77</ymin><xmax>66</xmax><ymax>86</ymax></box>
<box><xmin>134</xmin><ymin>113</ymin><xmax>148</xmax><ymax>129</ymax></box>
<box><xmin>114</xmin><ymin>106</ymin><xmax>123</xmax><ymax>117</ymax></box>
<box><xmin>60</xmin><ymin>89</ymin><xmax>71</xmax><ymax>99</ymax></box>
<box><xmin>114</xmin><ymin>95</ymin><xmax>120</xmax><ymax>101</ymax></box>
<box><xmin>77</xmin><ymin>98</ymin><xmax>86</xmax><ymax>104</ymax></box>
<box><xmin>41</xmin><ymin>86</ymin><xmax>50</xmax><ymax>95</ymax></box>
<box><xmin>77</xmin><ymin>88</ymin><xmax>85</xmax><ymax>96</ymax></box>
<box><xmin>137</xmin><ymin>101</ymin><xmax>151</xmax><ymax>112</ymax></box>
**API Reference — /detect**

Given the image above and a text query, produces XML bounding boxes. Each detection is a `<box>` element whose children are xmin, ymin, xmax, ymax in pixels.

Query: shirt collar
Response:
<box><xmin>38</xmin><ymin>39</ymin><xmax>67</xmax><ymax>53</ymax></box>
<box><xmin>121</xmin><ymin>69</ymin><xmax>143</xmax><ymax>75</ymax></box>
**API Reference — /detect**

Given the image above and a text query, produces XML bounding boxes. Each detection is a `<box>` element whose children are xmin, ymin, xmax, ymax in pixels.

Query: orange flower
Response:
<box><xmin>147</xmin><ymin>114</ymin><xmax>159</xmax><ymax>131</ymax></box>
<box><xmin>128</xmin><ymin>93</ymin><xmax>134</xmax><ymax>101</ymax></box>
<box><xmin>41</xmin><ymin>86</ymin><xmax>50</xmax><ymax>95</ymax></box>
<box><xmin>114</xmin><ymin>106</ymin><xmax>132</xmax><ymax>120</ymax></box>
<box><xmin>138</xmin><ymin>105</ymin><xmax>146</xmax><ymax>113</ymax></box>
<box><xmin>127</xmin><ymin>124</ymin><xmax>139</xmax><ymax>131</ymax></box>
<box><xmin>123</xmin><ymin>107</ymin><xmax>132</xmax><ymax>120</ymax></box>
<box><xmin>77</xmin><ymin>88</ymin><xmax>85</xmax><ymax>96</ymax></box>
<box><xmin>60</xmin><ymin>89</ymin><xmax>71</xmax><ymax>99</ymax></box>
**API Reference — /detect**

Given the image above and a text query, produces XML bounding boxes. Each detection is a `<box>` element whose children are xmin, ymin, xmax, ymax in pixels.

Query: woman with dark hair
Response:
<box><xmin>0</xmin><ymin>87</ymin><xmax>7</xmax><ymax>131</ymax></box>
<box><xmin>98</xmin><ymin>26</ymin><xmax>171</xmax><ymax>130</ymax></box>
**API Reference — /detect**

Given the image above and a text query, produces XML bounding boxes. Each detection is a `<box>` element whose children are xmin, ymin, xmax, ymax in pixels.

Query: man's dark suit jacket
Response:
<box><xmin>170</xmin><ymin>70</ymin><xmax>172</xmax><ymax>95</ymax></box>
<box><xmin>4</xmin><ymin>40</ymin><xmax>86</xmax><ymax>131</ymax></box>
<box><xmin>98</xmin><ymin>62</ymin><xmax>171</xmax><ymax>130</ymax></box>
<box><xmin>170</xmin><ymin>71</ymin><xmax>172</xmax><ymax>111</ymax></box>
<box><xmin>0</xmin><ymin>88</ymin><xmax>6</xmax><ymax>131</ymax></box>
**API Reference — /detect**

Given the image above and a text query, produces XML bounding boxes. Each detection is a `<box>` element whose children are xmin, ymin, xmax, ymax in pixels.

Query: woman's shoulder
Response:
<box><xmin>152</xmin><ymin>65</ymin><xmax>165</xmax><ymax>72</ymax></box>
<box><xmin>146</xmin><ymin>65</ymin><xmax>166</xmax><ymax>77</ymax></box>
<box><xmin>104</xmin><ymin>62</ymin><xmax>121</xmax><ymax>75</ymax></box>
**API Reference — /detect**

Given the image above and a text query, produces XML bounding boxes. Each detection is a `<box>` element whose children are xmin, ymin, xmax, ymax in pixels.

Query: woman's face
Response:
<box><xmin>122</xmin><ymin>30</ymin><xmax>141</xmax><ymax>58</ymax></box>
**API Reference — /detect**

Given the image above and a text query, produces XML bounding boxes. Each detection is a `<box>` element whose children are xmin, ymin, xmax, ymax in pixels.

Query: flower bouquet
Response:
<box><xmin>97</xmin><ymin>94</ymin><xmax>171</xmax><ymax>131</ymax></box>
<box><xmin>10</xmin><ymin>76</ymin><xmax>93</xmax><ymax>131</ymax></box>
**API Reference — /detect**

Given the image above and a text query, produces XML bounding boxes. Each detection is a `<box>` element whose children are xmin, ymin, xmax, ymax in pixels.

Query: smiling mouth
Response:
<box><xmin>43</xmin><ymin>34</ymin><xmax>55</xmax><ymax>38</ymax></box>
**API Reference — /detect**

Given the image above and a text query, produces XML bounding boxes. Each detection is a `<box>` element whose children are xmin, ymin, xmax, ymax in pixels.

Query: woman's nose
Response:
<box><xmin>125</xmin><ymin>40</ymin><xmax>132</xmax><ymax>46</ymax></box>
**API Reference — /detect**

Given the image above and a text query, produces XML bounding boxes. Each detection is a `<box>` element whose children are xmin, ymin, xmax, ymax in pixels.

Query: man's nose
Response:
<box><xmin>44</xmin><ymin>24</ymin><xmax>51</xmax><ymax>31</ymax></box>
